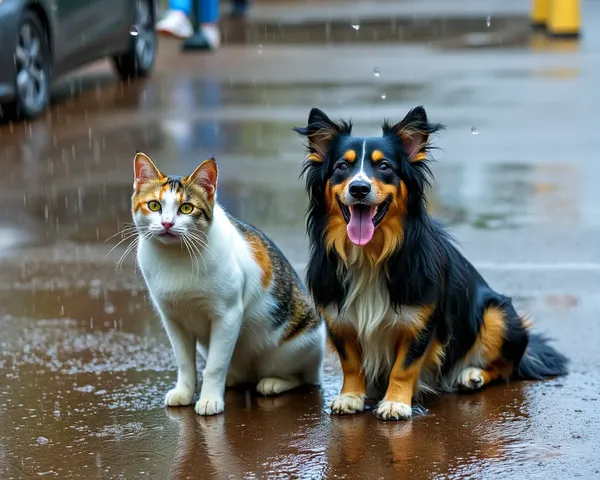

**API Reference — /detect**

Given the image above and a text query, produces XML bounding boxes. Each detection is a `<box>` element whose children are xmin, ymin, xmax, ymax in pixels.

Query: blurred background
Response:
<box><xmin>1</xmin><ymin>0</ymin><xmax>599</xmax><ymax>478</ymax></box>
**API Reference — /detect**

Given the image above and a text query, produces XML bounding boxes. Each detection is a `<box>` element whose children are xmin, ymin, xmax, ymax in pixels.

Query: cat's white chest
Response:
<box><xmin>137</xmin><ymin>241</ymin><xmax>226</xmax><ymax>329</ymax></box>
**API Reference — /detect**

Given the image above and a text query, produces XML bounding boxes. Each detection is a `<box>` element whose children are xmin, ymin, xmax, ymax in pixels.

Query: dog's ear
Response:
<box><xmin>293</xmin><ymin>108</ymin><xmax>351</xmax><ymax>163</ymax></box>
<box><xmin>385</xmin><ymin>106</ymin><xmax>443</xmax><ymax>163</ymax></box>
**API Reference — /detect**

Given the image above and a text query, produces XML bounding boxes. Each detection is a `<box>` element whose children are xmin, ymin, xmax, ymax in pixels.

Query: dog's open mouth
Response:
<box><xmin>337</xmin><ymin>196</ymin><xmax>392</xmax><ymax>246</ymax></box>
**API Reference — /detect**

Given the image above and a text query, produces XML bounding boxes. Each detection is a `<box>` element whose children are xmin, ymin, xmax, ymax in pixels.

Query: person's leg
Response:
<box><xmin>199</xmin><ymin>0</ymin><xmax>219</xmax><ymax>24</ymax></box>
<box><xmin>170</xmin><ymin>0</ymin><xmax>192</xmax><ymax>14</ymax></box>
<box><xmin>195</xmin><ymin>0</ymin><xmax>221</xmax><ymax>50</ymax></box>
<box><xmin>231</xmin><ymin>0</ymin><xmax>251</xmax><ymax>19</ymax></box>
<box><xmin>157</xmin><ymin>0</ymin><xmax>194</xmax><ymax>39</ymax></box>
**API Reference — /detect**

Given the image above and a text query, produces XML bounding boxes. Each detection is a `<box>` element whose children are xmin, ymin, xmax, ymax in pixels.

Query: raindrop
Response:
<box><xmin>471</xmin><ymin>126</ymin><xmax>479</xmax><ymax>135</ymax></box>
<box><xmin>486</xmin><ymin>15</ymin><xmax>491</xmax><ymax>27</ymax></box>
<box><xmin>257</xmin><ymin>44</ymin><xmax>263</xmax><ymax>54</ymax></box>
<box><xmin>351</xmin><ymin>23</ymin><xmax>360</xmax><ymax>31</ymax></box>
<box><xmin>381</xmin><ymin>92</ymin><xmax>387</xmax><ymax>100</ymax></box>
<box><xmin>129</xmin><ymin>26</ymin><xmax>139</xmax><ymax>37</ymax></box>
<box><xmin>36</xmin><ymin>437</ymin><xmax>49</xmax><ymax>445</ymax></box>
<box><xmin>373</xmin><ymin>67</ymin><xmax>381</xmax><ymax>78</ymax></box>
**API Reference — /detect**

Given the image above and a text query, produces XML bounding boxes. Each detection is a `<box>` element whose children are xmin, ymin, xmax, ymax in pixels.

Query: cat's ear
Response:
<box><xmin>293</xmin><ymin>107</ymin><xmax>352</xmax><ymax>163</ymax></box>
<box><xmin>384</xmin><ymin>106</ymin><xmax>444</xmax><ymax>163</ymax></box>
<box><xmin>134</xmin><ymin>152</ymin><xmax>163</xmax><ymax>190</ymax></box>
<box><xmin>188</xmin><ymin>158</ymin><xmax>218</xmax><ymax>198</ymax></box>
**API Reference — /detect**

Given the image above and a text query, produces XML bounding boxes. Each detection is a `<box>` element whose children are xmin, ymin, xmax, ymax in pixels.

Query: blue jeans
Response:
<box><xmin>169</xmin><ymin>0</ymin><xmax>249</xmax><ymax>23</ymax></box>
<box><xmin>169</xmin><ymin>0</ymin><xmax>219</xmax><ymax>23</ymax></box>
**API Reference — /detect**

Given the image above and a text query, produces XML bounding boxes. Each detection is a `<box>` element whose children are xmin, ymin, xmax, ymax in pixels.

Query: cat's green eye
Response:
<box><xmin>148</xmin><ymin>200</ymin><xmax>161</xmax><ymax>212</ymax></box>
<box><xmin>179</xmin><ymin>203</ymin><xmax>194</xmax><ymax>215</ymax></box>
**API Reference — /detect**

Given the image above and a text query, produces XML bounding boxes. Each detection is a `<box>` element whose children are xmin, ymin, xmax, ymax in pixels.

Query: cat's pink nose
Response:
<box><xmin>161</xmin><ymin>221</ymin><xmax>174</xmax><ymax>230</ymax></box>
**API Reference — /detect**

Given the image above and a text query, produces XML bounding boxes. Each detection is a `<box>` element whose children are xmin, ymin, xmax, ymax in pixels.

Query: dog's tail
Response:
<box><xmin>514</xmin><ymin>333</ymin><xmax>568</xmax><ymax>380</ymax></box>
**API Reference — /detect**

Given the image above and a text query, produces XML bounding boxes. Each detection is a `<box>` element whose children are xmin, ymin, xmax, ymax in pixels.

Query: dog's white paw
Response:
<box><xmin>256</xmin><ymin>377</ymin><xmax>301</xmax><ymax>396</ymax></box>
<box><xmin>165</xmin><ymin>387</ymin><xmax>194</xmax><ymax>407</ymax></box>
<box><xmin>373</xmin><ymin>401</ymin><xmax>412</xmax><ymax>421</ymax></box>
<box><xmin>195</xmin><ymin>395</ymin><xmax>225</xmax><ymax>416</ymax></box>
<box><xmin>457</xmin><ymin>367</ymin><xmax>485</xmax><ymax>391</ymax></box>
<box><xmin>330</xmin><ymin>393</ymin><xmax>365</xmax><ymax>415</ymax></box>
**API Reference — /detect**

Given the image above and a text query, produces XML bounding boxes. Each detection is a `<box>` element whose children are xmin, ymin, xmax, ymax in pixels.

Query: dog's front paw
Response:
<box><xmin>457</xmin><ymin>367</ymin><xmax>485</xmax><ymax>391</ymax></box>
<box><xmin>331</xmin><ymin>393</ymin><xmax>365</xmax><ymax>415</ymax></box>
<box><xmin>165</xmin><ymin>387</ymin><xmax>194</xmax><ymax>407</ymax></box>
<box><xmin>373</xmin><ymin>401</ymin><xmax>412</xmax><ymax>421</ymax></box>
<box><xmin>195</xmin><ymin>395</ymin><xmax>225</xmax><ymax>416</ymax></box>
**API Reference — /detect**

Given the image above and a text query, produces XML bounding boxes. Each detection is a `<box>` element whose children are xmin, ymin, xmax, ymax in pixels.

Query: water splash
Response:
<box><xmin>373</xmin><ymin>67</ymin><xmax>381</xmax><ymax>78</ymax></box>
<box><xmin>351</xmin><ymin>23</ymin><xmax>360</xmax><ymax>31</ymax></box>
<box><xmin>486</xmin><ymin>15</ymin><xmax>492</xmax><ymax>27</ymax></box>
<box><xmin>381</xmin><ymin>92</ymin><xmax>387</xmax><ymax>100</ymax></box>
<box><xmin>471</xmin><ymin>126</ymin><xmax>479</xmax><ymax>135</ymax></box>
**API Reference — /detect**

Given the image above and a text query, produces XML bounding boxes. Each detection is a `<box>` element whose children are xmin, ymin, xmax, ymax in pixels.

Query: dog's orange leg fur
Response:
<box><xmin>330</xmin><ymin>326</ymin><xmax>367</xmax><ymax>415</ymax></box>
<box><xmin>374</xmin><ymin>336</ymin><xmax>428</xmax><ymax>421</ymax></box>
<box><xmin>457</xmin><ymin>307</ymin><xmax>512</xmax><ymax>391</ymax></box>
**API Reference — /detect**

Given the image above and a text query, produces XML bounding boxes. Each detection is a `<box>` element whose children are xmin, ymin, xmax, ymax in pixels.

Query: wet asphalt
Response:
<box><xmin>1</xmin><ymin>0</ymin><xmax>600</xmax><ymax>478</ymax></box>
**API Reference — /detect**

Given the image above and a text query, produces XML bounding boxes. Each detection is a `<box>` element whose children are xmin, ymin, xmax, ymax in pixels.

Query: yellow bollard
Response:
<box><xmin>531</xmin><ymin>0</ymin><xmax>550</xmax><ymax>29</ymax></box>
<box><xmin>547</xmin><ymin>0</ymin><xmax>581</xmax><ymax>38</ymax></box>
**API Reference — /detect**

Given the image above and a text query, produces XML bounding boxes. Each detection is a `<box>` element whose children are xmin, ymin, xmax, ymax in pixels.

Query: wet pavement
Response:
<box><xmin>2</xmin><ymin>0</ymin><xmax>600</xmax><ymax>478</ymax></box>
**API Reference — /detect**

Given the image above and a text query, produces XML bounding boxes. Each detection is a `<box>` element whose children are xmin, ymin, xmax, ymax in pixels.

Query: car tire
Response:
<box><xmin>0</xmin><ymin>10</ymin><xmax>51</xmax><ymax>121</ymax></box>
<box><xmin>112</xmin><ymin>0</ymin><xmax>156</xmax><ymax>80</ymax></box>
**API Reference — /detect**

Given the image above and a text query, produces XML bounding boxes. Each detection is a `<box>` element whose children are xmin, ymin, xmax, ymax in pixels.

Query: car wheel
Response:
<box><xmin>1</xmin><ymin>10</ymin><xmax>51</xmax><ymax>120</ymax></box>
<box><xmin>112</xmin><ymin>0</ymin><xmax>156</xmax><ymax>80</ymax></box>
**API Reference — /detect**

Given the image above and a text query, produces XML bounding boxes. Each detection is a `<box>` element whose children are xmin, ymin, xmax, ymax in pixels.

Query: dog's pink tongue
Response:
<box><xmin>347</xmin><ymin>205</ymin><xmax>376</xmax><ymax>246</ymax></box>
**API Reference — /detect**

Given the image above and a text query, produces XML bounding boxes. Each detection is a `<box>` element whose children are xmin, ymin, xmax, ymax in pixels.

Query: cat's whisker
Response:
<box><xmin>104</xmin><ymin>231</ymin><xmax>140</xmax><ymax>259</ymax></box>
<box><xmin>186</xmin><ymin>230</ymin><xmax>219</xmax><ymax>263</ymax></box>
<box><xmin>180</xmin><ymin>235</ymin><xmax>196</xmax><ymax>273</ymax></box>
<box><xmin>115</xmin><ymin>231</ymin><xmax>152</xmax><ymax>270</ymax></box>
<box><xmin>183</xmin><ymin>234</ymin><xmax>206</xmax><ymax>273</ymax></box>
<box><xmin>104</xmin><ymin>226</ymin><xmax>137</xmax><ymax>243</ymax></box>
<box><xmin>186</xmin><ymin>232</ymin><xmax>215</xmax><ymax>255</ymax></box>
<box><xmin>115</xmin><ymin>231</ymin><xmax>153</xmax><ymax>270</ymax></box>
<box><xmin>189</xmin><ymin>237</ymin><xmax>205</xmax><ymax>275</ymax></box>
<box><xmin>179</xmin><ymin>236</ymin><xmax>193</xmax><ymax>272</ymax></box>
<box><xmin>115</xmin><ymin>239</ymin><xmax>138</xmax><ymax>270</ymax></box>
<box><xmin>187</xmin><ymin>234</ymin><xmax>218</xmax><ymax>266</ymax></box>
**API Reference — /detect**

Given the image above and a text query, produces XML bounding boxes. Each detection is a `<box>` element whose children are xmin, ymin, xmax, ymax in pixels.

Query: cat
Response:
<box><xmin>131</xmin><ymin>152</ymin><xmax>326</xmax><ymax>416</ymax></box>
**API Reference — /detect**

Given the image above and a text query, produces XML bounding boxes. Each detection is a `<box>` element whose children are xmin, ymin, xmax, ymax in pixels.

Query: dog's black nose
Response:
<box><xmin>349</xmin><ymin>181</ymin><xmax>371</xmax><ymax>199</ymax></box>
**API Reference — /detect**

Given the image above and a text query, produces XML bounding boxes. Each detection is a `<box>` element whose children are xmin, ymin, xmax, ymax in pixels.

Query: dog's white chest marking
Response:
<box><xmin>325</xmin><ymin>257</ymin><xmax>424</xmax><ymax>382</ymax></box>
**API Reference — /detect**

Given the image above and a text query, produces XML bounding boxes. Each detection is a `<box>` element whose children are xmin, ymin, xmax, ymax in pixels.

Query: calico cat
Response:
<box><xmin>132</xmin><ymin>152</ymin><xmax>325</xmax><ymax>416</ymax></box>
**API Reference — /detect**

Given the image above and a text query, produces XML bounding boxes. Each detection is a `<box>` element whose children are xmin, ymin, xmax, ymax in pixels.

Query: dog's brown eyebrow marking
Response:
<box><xmin>343</xmin><ymin>150</ymin><xmax>357</xmax><ymax>162</ymax></box>
<box><xmin>371</xmin><ymin>150</ymin><xmax>385</xmax><ymax>162</ymax></box>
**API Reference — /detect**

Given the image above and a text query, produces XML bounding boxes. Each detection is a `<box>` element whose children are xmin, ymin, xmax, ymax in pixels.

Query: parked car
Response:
<box><xmin>0</xmin><ymin>0</ymin><xmax>156</xmax><ymax>120</ymax></box>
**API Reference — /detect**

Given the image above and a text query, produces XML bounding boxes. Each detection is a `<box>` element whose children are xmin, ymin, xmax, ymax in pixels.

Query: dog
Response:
<box><xmin>293</xmin><ymin>106</ymin><xmax>568</xmax><ymax>421</ymax></box>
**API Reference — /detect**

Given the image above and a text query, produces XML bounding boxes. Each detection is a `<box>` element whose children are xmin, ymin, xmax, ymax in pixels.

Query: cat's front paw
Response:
<box><xmin>195</xmin><ymin>395</ymin><xmax>225</xmax><ymax>416</ymax></box>
<box><xmin>165</xmin><ymin>387</ymin><xmax>194</xmax><ymax>407</ymax></box>
<box><xmin>331</xmin><ymin>393</ymin><xmax>365</xmax><ymax>415</ymax></box>
<box><xmin>373</xmin><ymin>400</ymin><xmax>412</xmax><ymax>421</ymax></box>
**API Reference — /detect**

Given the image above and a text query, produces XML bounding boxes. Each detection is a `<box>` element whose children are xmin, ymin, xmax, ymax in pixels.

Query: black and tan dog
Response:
<box><xmin>294</xmin><ymin>106</ymin><xmax>568</xmax><ymax>421</ymax></box>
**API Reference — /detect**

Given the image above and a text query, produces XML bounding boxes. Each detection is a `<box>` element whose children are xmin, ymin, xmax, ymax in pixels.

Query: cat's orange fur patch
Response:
<box><xmin>133</xmin><ymin>178</ymin><xmax>164</xmax><ymax>213</ymax></box>
<box><xmin>244</xmin><ymin>232</ymin><xmax>273</xmax><ymax>289</ymax></box>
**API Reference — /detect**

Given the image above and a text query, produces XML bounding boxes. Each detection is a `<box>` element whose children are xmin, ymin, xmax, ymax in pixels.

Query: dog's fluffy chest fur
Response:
<box><xmin>325</xmin><ymin>258</ymin><xmax>424</xmax><ymax>383</ymax></box>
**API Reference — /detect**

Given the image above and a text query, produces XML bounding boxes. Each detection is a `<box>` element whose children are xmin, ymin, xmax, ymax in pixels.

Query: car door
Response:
<box><xmin>51</xmin><ymin>0</ymin><xmax>132</xmax><ymax>73</ymax></box>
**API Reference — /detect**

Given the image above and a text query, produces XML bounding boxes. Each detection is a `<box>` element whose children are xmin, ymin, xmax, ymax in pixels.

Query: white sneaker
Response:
<box><xmin>200</xmin><ymin>24</ymin><xmax>221</xmax><ymax>50</ymax></box>
<box><xmin>156</xmin><ymin>10</ymin><xmax>193</xmax><ymax>39</ymax></box>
